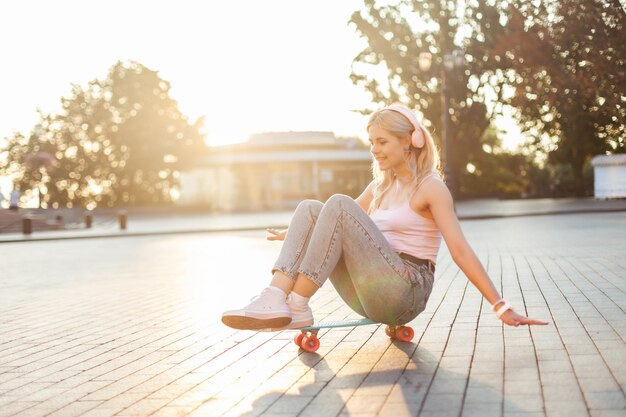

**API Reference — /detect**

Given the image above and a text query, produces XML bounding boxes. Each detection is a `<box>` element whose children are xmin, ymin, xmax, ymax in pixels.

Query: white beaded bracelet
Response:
<box><xmin>491</xmin><ymin>299</ymin><xmax>512</xmax><ymax>318</ymax></box>
<box><xmin>490</xmin><ymin>299</ymin><xmax>505</xmax><ymax>312</ymax></box>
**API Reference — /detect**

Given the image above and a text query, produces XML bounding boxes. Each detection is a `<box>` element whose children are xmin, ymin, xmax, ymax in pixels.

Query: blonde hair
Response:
<box><xmin>366</xmin><ymin>105</ymin><xmax>441</xmax><ymax>215</ymax></box>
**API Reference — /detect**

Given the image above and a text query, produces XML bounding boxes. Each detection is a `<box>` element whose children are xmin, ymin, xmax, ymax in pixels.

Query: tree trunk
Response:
<box><xmin>571</xmin><ymin>158</ymin><xmax>586</xmax><ymax>197</ymax></box>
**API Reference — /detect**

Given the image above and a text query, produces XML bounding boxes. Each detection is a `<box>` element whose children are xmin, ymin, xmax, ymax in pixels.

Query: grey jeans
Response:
<box><xmin>272</xmin><ymin>194</ymin><xmax>435</xmax><ymax>325</ymax></box>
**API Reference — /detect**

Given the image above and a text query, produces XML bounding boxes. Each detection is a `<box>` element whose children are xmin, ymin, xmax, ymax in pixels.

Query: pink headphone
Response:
<box><xmin>382</xmin><ymin>105</ymin><xmax>426</xmax><ymax>149</ymax></box>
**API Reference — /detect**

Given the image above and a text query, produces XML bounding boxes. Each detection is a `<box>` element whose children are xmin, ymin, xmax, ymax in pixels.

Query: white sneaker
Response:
<box><xmin>260</xmin><ymin>293</ymin><xmax>314</xmax><ymax>331</ymax></box>
<box><xmin>221</xmin><ymin>287</ymin><xmax>292</xmax><ymax>330</ymax></box>
<box><xmin>286</xmin><ymin>293</ymin><xmax>314</xmax><ymax>329</ymax></box>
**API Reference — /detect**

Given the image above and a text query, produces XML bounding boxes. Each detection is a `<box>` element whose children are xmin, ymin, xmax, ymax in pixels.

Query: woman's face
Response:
<box><xmin>368</xmin><ymin>125</ymin><xmax>409</xmax><ymax>171</ymax></box>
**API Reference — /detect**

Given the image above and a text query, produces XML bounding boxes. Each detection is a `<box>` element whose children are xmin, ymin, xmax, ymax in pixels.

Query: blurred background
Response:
<box><xmin>0</xmin><ymin>0</ymin><xmax>624</xmax><ymax>220</ymax></box>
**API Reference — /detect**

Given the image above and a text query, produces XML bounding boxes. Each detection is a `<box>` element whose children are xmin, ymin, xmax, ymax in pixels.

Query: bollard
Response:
<box><xmin>119</xmin><ymin>210</ymin><xmax>127</xmax><ymax>230</ymax></box>
<box><xmin>84</xmin><ymin>214</ymin><xmax>92</xmax><ymax>229</ymax></box>
<box><xmin>23</xmin><ymin>217</ymin><xmax>32</xmax><ymax>235</ymax></box>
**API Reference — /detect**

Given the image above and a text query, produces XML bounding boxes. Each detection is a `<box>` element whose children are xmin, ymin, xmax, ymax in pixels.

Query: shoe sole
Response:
<box><xmin>222</xmin><ymin>315</ymin><xmax>292</xmax><ymax>330</ymax></box>
<box><xmin>257</xmin><ymin>319</ymin><xmax>314</xmax><ymax>332</ymax></box>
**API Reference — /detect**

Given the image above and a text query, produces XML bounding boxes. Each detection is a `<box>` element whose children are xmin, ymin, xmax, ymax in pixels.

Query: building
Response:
<box><xmin>177</xmin><ymin>131</ymin><xmax>373</xmax><ymax>212</ymax></box>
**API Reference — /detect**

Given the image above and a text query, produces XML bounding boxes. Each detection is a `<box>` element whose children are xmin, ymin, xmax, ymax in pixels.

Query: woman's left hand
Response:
<box><xmin>500</xmin><ymin>309</ymin><xmax>549</xmax><ymax>326</ymax></box>
<box><xmin>266</xmin><ymin>228</ymin><xmax>287</xmax><ymax>241</ymax></box>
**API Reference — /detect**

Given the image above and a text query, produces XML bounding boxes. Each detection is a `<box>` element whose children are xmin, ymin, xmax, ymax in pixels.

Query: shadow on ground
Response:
<box><xmin>237</xmin><ymin>337</ymin><xmax>526</xmax><ymax>416</ymax></box>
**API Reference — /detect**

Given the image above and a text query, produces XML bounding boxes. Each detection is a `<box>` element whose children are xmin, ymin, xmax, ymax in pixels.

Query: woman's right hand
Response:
<box><xmin>266</xmin><ymin>228</ymin><xmax>287</xmax><ymax>241</ymax></box>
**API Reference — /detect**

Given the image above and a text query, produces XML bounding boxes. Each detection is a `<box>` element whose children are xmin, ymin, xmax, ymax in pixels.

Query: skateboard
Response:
<box><xmin>293</xmin><ymin>318</ymin><xmax>415</xmax><ymax>352</ymax></box>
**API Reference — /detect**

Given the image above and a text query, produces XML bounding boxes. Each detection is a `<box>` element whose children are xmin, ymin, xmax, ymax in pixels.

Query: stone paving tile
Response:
<box><xmin>461</xmin><ymin>402</ymin><xmax>502</xmax><ymax>417</ymax></box>
<box><xmin>1</xmin><ymin>212</ymin><xmax>625</xmax><ymax>417</ymax></box>
<box><xmin>544</xmin><ymin>400</ymin><xmax>589</xmax><ymax>417</ymax></box>
<box><xmin>590</xmin><ymin>411</ymin><xmax>626</xmax><ymax>417</ymax></box>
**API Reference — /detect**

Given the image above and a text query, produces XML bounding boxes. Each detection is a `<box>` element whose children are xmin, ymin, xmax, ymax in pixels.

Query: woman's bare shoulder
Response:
<box><xmin>420</xmin><ymin>175</ymin><xmax>453</xmax><ymax>204</ymax></box>
<box><xmin>410</xmin><ymin>174</ymin><xmax>444</xmax><ymax>208</ymax></box>
<box><xmin>422</xmin><ymin>174</ymin><xmax>445</xmax><ymax>187</ymax></box>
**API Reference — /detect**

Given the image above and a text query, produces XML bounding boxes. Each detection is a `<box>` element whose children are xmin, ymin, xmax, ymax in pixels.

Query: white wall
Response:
<box><xmin>594</xmin><ymin>165</ymin><xmax>626</xmax><ymax>199</ymax></box>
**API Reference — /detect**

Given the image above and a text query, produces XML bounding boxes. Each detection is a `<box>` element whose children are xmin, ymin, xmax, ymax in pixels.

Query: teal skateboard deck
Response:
<box><xmin>294</xmin><ymin>318</ymin><xmax>415</xmax><ymax>352</ymax></box>
<box><xmin>300</xmin><ymin>318</ymin><xmax>378</xmax><ymax>330</ymax></box>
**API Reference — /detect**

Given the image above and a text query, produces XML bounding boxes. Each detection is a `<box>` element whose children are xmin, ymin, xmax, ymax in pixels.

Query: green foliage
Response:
<box><xmin>349</xmin><ymin>0</ymin><xmax>624</xmax><ymax>198</ymax></box>
<box><xmin>349</xmin><ymin>0</ymin><xmax>515</xmax><ymax>198</ymax></box>
<box><xmin>458</xmin><ymin>125</ymin><xmax>536</xmax><ymax>198</ymax></box>
<box><xmin>0</xmin><ymin>61</ymin><xmax>206</xmax><ymax>208</ymax></box>
<box><xmin>494</xmin><ymin>0</ymin><xmax>626</xmax><ymax>195</ymax></box>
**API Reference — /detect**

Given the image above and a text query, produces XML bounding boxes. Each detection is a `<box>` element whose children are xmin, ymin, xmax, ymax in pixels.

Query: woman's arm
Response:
<box><xmin>424</xmin><ymin>179</ymin><xmax>548</xmax><ymax>326</ymax></box>
<box><xmin>355</xmin><ymin>180</ymin><xmax>376</xmax><ymax>213</ymax></box>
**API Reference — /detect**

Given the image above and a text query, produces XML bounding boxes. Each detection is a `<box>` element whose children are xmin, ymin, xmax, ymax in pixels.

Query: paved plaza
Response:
<box><xmin>1</xmin><ymin>211</ymin><xmax>625</xmax><ymax>417</ymax></box>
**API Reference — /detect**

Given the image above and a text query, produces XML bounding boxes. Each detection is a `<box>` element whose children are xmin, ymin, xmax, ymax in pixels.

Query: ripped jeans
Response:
<box><xmin>272</xmin><ymin>194</ymin><xmax>435</xmax><ymax>325</ymax></box>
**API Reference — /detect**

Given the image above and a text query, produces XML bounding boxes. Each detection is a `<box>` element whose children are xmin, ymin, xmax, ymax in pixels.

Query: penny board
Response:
<box><xmin>299</xmin><ymin>318</ymin><xmax>378</xmax><ymax>330</ymax></box>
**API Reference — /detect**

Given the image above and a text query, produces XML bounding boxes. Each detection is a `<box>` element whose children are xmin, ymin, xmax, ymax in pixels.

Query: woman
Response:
<box><xmin>222</xmin><ymin>104</ymin><xmax>547</xmax><ymax>331</ymax></box>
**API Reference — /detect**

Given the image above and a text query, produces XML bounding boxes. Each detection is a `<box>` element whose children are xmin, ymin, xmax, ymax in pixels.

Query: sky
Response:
<box><xmin>0</xmin><ymin>0</ymin><xmax>375</xmax><ymax>147</ymax></box>
<box><xmin>0</xmin><ymin>0</ymin><xmax>523</xmax><ymax>193</ymax></box>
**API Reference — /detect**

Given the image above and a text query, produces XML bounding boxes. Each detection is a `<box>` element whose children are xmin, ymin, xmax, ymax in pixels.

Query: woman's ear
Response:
<box><xmin>404</xmin><ymin>134</ymin><xmax>412</xmax><ymax>150</ymax></box>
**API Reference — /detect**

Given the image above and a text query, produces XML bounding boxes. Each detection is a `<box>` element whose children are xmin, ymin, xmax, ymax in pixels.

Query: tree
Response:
<box><xmin>1</xmin><ymin>117</ymin><xmax>65</xmax><ymax>207</ymax></box>
<box><xmin>348</xmin><ymin>0</ymin><xmax>518</xmax><ymax>198</ymax></box>
<box><xmin>461</xmin><ymin>125</ymin><xmax>543</xmax><ymax>198</ymax></box>
<box><xmin>493</xmin><ymin>0</ymin><xmax>626</xmax><ymax>195</ymax></box>
<box><xmin>0</xmin><ymin>60</ymin><xmax>207</xmax><ymax>208</ymax></box>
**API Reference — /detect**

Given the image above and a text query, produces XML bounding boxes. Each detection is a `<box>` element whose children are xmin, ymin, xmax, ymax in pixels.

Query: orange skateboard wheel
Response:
<box><xmin>395</xmin><ymin>326</ymin><xmax>414</xmax><ymax>342</ymax></box>
<box><xmin>300</xmin><ymin>336</ymin><xmax>320</xmax><ymax>352</ymax></box>
<box><xmin>294</xmin><ymin>333</ymin><xmax>305</xmax><ymax>347</ymax></box>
